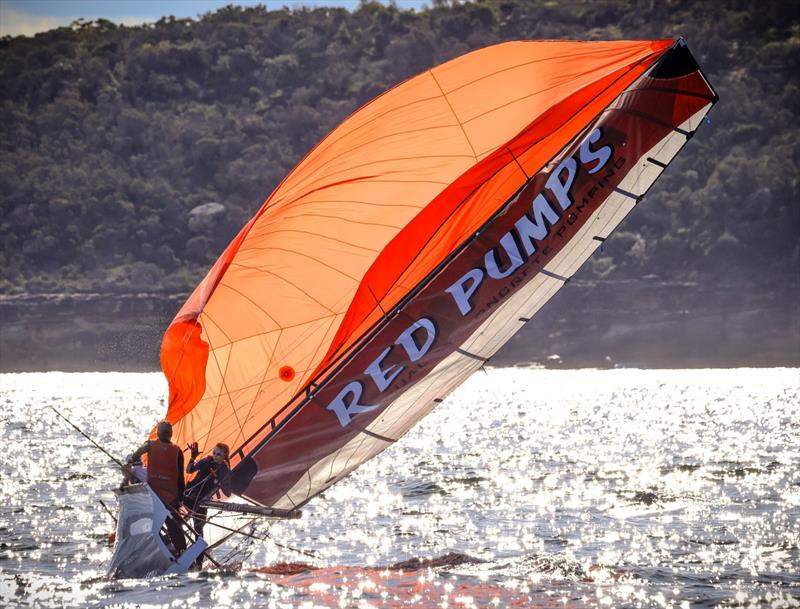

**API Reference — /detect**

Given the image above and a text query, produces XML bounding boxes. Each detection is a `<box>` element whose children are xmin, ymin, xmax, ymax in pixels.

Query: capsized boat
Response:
<box><xmin>108</xmin><ymin>483</ymin><xmax>207</xmax><ymax>578</ymax></box>
<box><xmin>116</xmin><ymin>38</ymin><xmax>717</xmax><ymax>574</ymax></box>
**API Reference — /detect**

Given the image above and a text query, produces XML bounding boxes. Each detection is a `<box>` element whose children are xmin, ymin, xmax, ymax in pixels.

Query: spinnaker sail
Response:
<box><xmin>160</xmin><ymin>39</ymin><xmax>717</xmax><ymax>511</ymax></box>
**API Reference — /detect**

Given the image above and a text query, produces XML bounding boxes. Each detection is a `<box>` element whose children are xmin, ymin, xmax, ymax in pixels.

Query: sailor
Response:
<box><xmin>184</xmin><ymin>442</ymin><xmax>232</xmax><ymax>538</ymax></box>
<box><xmin>127</xmin><ymin>420</ymin><xmax>187</xmax><ymax>555</ymax></box>
<box><xmin>184</xmin><ymin>442</ymin><xmax>231</xmax><ymax>568</ymax></box>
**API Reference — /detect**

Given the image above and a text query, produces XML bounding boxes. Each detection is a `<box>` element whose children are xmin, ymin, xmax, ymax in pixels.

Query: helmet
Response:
<box><xmin>156</xmin><ymin>420</ymin><xmax>173</xmax><ymax>441</ymax></box>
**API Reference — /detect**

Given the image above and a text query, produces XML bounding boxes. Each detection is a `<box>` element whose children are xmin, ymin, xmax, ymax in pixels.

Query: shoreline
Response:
<box><xmin>2</xmin><ymin>286</ymin><xmax>798</xmax><ymax>373</ymax></box>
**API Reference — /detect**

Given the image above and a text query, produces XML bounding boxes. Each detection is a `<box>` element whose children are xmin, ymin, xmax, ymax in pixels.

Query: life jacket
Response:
<box><xmin>147</xmin><ymin>440</ymin><xmax>180</xmax><ymax>504</ymax></box>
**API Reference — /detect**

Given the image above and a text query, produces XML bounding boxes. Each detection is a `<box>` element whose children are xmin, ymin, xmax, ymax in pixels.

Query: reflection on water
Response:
<box><xmin>1</xmin><ymin>368</ymin><xmax>798</xmax><ymax>607</ymax></box>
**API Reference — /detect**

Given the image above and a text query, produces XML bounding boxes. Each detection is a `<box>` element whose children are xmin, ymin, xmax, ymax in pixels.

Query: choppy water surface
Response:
<box><xmin>1</xmin><ymin>368</ymin><xmax>798</xmax><ymax>608</ymax></box>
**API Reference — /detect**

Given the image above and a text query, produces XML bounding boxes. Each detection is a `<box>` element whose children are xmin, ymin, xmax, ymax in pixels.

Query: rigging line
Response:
<box><xmin>264</xmin><ymin>527</ymin><xmax>319</xmax><ymax>560</ymax></box>
<box><xmin>48</xmin><ymin>405</ymin><xmax>123</xmax><ymax>468</ymax></box>
<box><xmin>182</xmin><ymin>509</ymin><xmax>318</xmax><ymax>566</ymax></box>
<box><xmin>229</xmin><ymin>51</ymin><xmax>659</xmax><ymax>471</ymax></box>
<box><xmin>218</xmin><ymin>537</ymin><xmax>257</xmax><ymax>567</ymax></box>
<box><xmin>323</xmin><ymin>445</ymin><xmax>348</xmax><ymax>486</ymax></box>
<box><xmin>98</xmin><ymin>499</ymin><xmax>117</xmax><ymax>526</ymax></box>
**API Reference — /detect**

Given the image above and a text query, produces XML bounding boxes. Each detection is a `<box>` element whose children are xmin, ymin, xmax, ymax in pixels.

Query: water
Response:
<box><xmin>1</xmin><ymin>368</ymin><xmax>798</xmax><ymax>608</ymax></box>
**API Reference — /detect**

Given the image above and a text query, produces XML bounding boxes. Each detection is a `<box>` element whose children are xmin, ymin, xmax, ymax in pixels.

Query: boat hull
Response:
<box><xmin>108</xmin><ymin>483</ymin><xmax>207</xmax><ymax>578</ymax></box>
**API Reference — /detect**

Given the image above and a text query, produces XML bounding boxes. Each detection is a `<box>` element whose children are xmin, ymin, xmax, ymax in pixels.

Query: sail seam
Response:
<box><xmin>429</xmin><ymin>70</ymin><xmax>478</xmax><ymax>160</ymax></box>
<box><xmin>244</xmin><ymin>228</ymin><xmax>381</xmax><ymax>254</ymax></box>
<box><xmin>278</xmin><ymin>153</ymin><xmax>476</xmax><ymax>198</ymax></box>
<box><xmin>238</xmin><ymin>327</ymin><xmax>282</xmax><ymax>454</ymax></box>
<box><xmin>200</xmin><ymin>313</ymin><xmax>338</xmax><ymax>350</ymax></box>
<box><xmin>204</xmin><ymin>330</ymin><xmax>246</xmax><ymax>454</ymax></box>
<box><xmin>279</xmin><ymin>212</ymin><xmax>404</xmax><ymax>230</ymax></box>
<box><xmin>231</xmin><ymin>256</ymin><xmax>360</xmax><ymax>283</ymax></box>
<box><xmin>214</xmin><ymin>282</ymin><xmax>281</xmax><ymax>327</ymax></box>
<box><xmin>646</xmin><ymin>156</ymin><xmax>669</xmax><ymax>169</ymax></box>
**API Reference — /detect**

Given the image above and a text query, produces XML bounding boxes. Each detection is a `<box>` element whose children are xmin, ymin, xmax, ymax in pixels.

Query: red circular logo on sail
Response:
<box><xmin>279</xmin><ymin>366</ymin><xmax>295</xmax><ymax>382</ymax></box>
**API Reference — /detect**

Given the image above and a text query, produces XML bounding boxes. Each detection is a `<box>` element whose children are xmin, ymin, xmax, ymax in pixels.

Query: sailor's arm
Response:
<box><xmin>185</xmin><ymin>442</ymin><xmax>201</xmax><ymax>473</ymax></box>
<box><xmin>127</xmin><ymin>440</ymin><xmax>150</xmax><ymax>464</ymax></box>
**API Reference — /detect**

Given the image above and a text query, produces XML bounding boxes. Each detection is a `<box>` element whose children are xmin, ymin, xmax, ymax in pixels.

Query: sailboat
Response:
<box><xmin>109</xmin><ymin>38</ymin><xmax>717</xmax><ymax>577</ymax></box>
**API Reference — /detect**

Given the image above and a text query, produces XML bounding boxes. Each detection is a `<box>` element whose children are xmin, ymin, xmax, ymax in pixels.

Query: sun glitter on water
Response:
<box><xmin>1</xmin><ymin>368</ymin><xmax>798</xmax><ymax>608</ymax></box>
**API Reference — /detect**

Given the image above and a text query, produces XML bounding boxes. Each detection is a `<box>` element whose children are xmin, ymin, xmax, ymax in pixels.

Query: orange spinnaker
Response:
<box><xmin>160</xmin><ymin>40</ymin><xmax>672</xmax><ymax>460</ymax></box>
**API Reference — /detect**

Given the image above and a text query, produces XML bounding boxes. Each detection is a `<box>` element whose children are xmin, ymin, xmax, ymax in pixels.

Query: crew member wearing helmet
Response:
<box><xmin>126</xmin><ymin>420</ymin><xmax>186</xmax><ymax>554</ymax></box>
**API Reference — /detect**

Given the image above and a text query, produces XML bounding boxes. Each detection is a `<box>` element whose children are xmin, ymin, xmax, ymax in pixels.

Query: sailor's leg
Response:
<box><xmin>193</xmin><ymin>505</ymin><xmax>207</xmax><ymax>537</ymax></box>
<box><xmin>166</xmin><ymin>499</ymin><xmax>188</xmax><ymax>555</ymax></box>
<box><xmin>192</xmin><ymin>506</ymin><xmax>208</xmax><ymax>568</ymax></box>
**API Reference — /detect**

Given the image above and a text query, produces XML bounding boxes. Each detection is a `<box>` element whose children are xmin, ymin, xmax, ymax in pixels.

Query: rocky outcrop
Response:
<box><xmin>188</xmin><ymin>203</ymin><xmax>226</xmax><ymax>234</ymax></box>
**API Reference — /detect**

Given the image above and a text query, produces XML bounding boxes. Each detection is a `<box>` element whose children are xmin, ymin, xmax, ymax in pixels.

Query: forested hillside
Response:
<box><xmin>1</xmin><ymin>0</ymin><xmax>798</xmax><ymax>370</ymax></box>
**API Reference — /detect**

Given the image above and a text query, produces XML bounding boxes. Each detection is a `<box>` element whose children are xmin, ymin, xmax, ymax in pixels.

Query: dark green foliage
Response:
<box><xmin>0</xmin><ymin>0</ymin><xmax>797</xmax><ymax>296</ymax></box>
